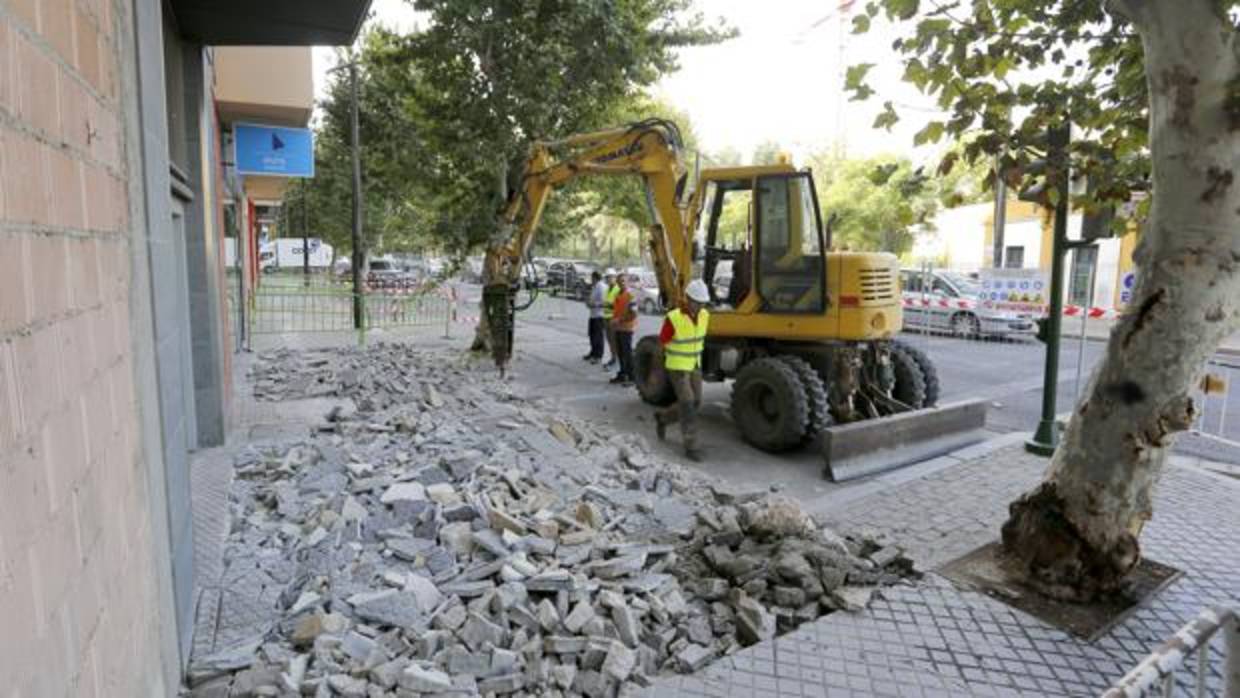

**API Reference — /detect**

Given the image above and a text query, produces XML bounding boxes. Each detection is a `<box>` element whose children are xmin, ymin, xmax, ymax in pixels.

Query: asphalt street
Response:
<box><xmin>473</xmin><ymin>285</ymin><xmax>1240</xmax><ymax>509</ymax></box>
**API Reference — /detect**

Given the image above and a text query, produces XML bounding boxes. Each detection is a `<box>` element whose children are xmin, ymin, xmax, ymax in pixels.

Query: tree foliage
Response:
<box><xmin>801</xmin><ymin>147</ymin><xmax>989</xmax><ymax>256</ymax></box>
<box><xmin>298</xmin><ymin>2</ymin><xmax>730</xmax><ymax>260</ymax></box>
<box><xmin>848</xmin><ymin>0</ymin><xmax>1150</xmax><ymax>225</ymax></box>
<box><xmin>398</xmin><ymin>0</ymin><xmax>731</xmax><ymax>251</ymax></box>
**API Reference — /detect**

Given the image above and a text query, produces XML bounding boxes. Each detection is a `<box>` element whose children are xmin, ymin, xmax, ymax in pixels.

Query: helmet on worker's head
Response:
<box><xmin>603</xmin><ymin>268</ymin><xmax>617</xmax><ymax>278</ymax></box>
<box><xmin>686</xmin><ymin>279</ymin><xmax>710</xmax><ymax>304</ymax></box>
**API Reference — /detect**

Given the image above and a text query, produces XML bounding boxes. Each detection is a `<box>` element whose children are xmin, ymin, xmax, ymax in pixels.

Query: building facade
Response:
<box><xmin>914</xmin><ymin>198</ymin><xmax>1140</xmax><ymax>311</ymax></box>
<box><xmin>0</xmin><ymin>0</ymin><xmax>366</xmax><ymax>694</ymax></box>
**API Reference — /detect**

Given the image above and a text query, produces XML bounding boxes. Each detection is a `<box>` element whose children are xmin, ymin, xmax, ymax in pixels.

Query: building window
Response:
<box><xmin>1004</xmin><ymin>246</ymin><xmax>1025</xmax><ymax>269</ymax></box>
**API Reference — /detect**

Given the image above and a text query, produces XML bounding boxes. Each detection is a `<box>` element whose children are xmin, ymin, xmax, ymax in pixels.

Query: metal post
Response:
<box><xmin>301</xmin><ymin>182</ymin><xmax>310</xmax><ymax>287</ymax></box>
<box><xmin>1219</xmin><ymin>365</ymin><xmax>1231</xmax><ymax>438</ymax></box>
<box><xmin>1225</xmin><ymin>613</ymin><xmax>1239</xmax><ymax>698</ymax></box>
<box><xmin>348</xmin><ymin>60</ymin><xmax>365</xmax><ymax>339</ymax></box>
<box><xmin>993</xmin><ymin>156</ymin><xmax>1007</xmax><ymax>268</ymax></box>
<box><xmin>1027</xmin><ymin>124</ymin><xmax>1070</xmax><ymax>456</ymax></box>
<box><xmin>443</xmin><ymin>285</ymin><xmax>453</xmax><ymax>339</ymax></box>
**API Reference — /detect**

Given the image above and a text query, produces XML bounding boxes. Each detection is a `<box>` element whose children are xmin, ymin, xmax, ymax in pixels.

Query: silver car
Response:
<box><xmin>900</xmin><ymin>269</ymin><xmax>1037</xmax><ymax>338</ymax></box>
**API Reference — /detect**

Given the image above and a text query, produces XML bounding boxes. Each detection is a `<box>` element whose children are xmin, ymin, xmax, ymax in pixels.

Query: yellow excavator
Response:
<box><xmin>481</xmin><ymin>119</ymin><xmax>984</xmax><ymax>480</ymax></box>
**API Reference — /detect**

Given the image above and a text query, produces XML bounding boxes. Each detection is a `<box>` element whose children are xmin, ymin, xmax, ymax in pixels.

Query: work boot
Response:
<box><xmin>609</xmin><ymin>375</ymin><xmax>626</xmax><ymax>385</ymax></box>
<box><xmin>685</xmin><ymin>448</ymin><xmax>704</xmax><ymax>463</ymax></box>
<box><xmin>654</xmin><ymin>414</ymin><xmax>666</xmax><ymax>441</ymax></box>
<box><xmin>581</xmin><ymin>353</ymin><xmax>593</xmax><ymax>361</ymax></box>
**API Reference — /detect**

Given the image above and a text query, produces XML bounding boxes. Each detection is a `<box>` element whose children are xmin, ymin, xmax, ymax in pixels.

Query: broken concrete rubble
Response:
<box><xmin>193</xmin><ymin>344</ymin><xmax>914</xmax><ymax>696</ymax></box>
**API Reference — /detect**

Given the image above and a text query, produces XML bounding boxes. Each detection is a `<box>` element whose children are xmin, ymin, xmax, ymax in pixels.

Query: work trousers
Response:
<box><xmin>657</xmin><ymin>369</ymin><xmax>703</xmax><ymax>450</ymax></box>
<box><xmin>587</xmin><ymin>317</ymin><xmax>605</xmax><ymax>359</ymax></box>
<box><xmin>605</xmin><ymin>323</ymin><xmax>618</xmax><ymax>363</ymax></box>
<box><xmin>615</xmin><ymin>330</ymin><xmax>634</xmax><ymax>380</ymax></box>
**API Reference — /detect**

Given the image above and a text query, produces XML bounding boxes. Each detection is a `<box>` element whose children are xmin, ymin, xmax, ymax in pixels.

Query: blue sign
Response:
<box><xmin>234</xmin><ymin>123</ymin><xmax>314</xmax><ymax>177</ymax></box>
<box><xmin>1120</xmin><ymin>270</ymin><xmax>1137</xmax><ymax>305</ymax></box>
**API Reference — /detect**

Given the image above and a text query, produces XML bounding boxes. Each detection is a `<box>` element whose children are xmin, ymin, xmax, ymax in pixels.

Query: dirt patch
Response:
<box><xmin>938</xmin><ymin>541</ymin><xmax>1182</xmax><ymax>640</ymax></box>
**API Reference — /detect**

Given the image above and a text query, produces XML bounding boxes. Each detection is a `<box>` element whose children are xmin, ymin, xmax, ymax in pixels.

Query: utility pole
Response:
<box><xmin>992</xmin><ymin>155</ymin><xmax>1006</xmax><ymax>268</ymax></box>
<box><xmin>348</xmin><ymin>60</ymin><xmax>364</xmax><ymax>331</ymax></box>
<box><xmin>301</xmin><ymin>181</ymin><xmax>310</xmax><ymax>287</ymax></box>
<box><xmin>1026</xmin><ymin>125</ymin><xmax>1071</xmax><ymax>456</ymax></box>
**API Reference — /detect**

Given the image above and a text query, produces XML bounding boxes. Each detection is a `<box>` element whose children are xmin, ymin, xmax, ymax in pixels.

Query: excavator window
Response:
<box><xmin>754</xmin><ymin>173</ymin><xmax>826</xmax><ymax>313</ymax></box>
<box><xmin>699</xmin><ymin>180</ymin><xmax>754</xmax><ymax>307</ymax></box>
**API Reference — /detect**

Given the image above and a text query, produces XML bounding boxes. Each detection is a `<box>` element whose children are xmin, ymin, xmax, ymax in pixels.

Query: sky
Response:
<box><xmin>312</xmin><ymin>0</ymin><xmax>947</xmax><ymax>164</ymax></box>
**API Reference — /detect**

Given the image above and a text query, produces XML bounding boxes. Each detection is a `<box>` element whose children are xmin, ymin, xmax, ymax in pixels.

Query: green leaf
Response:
<box><xmin>888</xmin><ymin>0</ymin><xmax>920</xmax><ymax>20</ymax></box>
<box><xmin>873</xmin><ymin>102</ymin><xmax>900</xmax><ymax>131</ymax></box>
<box><xmin>913</xmin><ymin>121</ymin><xmax>945</xmax><ymax>146</ymax></box>
<box><xmin>852</xmin><ymin>14</ymin><xmax>871</xmax><ymax>34</ymax></box>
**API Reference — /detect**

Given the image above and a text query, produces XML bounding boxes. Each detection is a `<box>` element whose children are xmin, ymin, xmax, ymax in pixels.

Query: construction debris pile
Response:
<box><xmin>190</xmin><ymin>345</ymin><xmax>914</xmax><ymax>697</ymax></box>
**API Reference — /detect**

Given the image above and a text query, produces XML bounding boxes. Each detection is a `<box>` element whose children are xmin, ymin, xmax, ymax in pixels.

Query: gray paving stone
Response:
<box><xmin>645</xmin><ymin>442</ymin><xmax>1240</xmax><ymax>697</ymax></box>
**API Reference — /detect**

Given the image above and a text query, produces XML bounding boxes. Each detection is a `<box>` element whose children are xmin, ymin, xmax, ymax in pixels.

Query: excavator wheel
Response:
<box><xmin>889</xmin><ymin>345</ymin><xmax>928</xmax><ymax>409</ymax></box>
<box><xmin>731</xmin><ymin>357</ymin><xmax>810</xmax><ymax>453</ymax></box>
<box><xmin>776</xmin><ymin>355</ymin><xmax>831</xmax><ymax>443</ymax></box>
<box><xmin>634</xmin><ymin>335</ymin><xmax>676</xmax><ymax>406</ymax></box>
<box><xmin>891</xmin><ymin>340</ymin><xmax>939</xmax><ymax>407</ymax></box>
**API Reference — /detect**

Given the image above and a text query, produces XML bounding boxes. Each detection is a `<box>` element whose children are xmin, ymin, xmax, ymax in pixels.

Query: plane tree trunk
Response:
<box><xmin>1002</xmin><ymin>0</ymin><xmax>1240</xmax><ymax>601</ymax></box>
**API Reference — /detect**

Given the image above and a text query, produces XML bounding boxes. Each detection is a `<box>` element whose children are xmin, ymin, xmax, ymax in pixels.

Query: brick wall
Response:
<box><xmin>0</xmin><ymin>0</ymin><xmax>172</xmax><ymax>694</ymax></box>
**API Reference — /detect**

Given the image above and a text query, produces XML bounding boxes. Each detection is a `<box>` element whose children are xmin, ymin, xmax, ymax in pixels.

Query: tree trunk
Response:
<box><xmin>1002</xmin><ymin>0</ymin><xmax>1240</xmax><ymax>601</ymax></box>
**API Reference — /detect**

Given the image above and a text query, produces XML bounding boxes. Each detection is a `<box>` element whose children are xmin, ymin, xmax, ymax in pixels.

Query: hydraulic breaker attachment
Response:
<box><xmin>822</xmin><ymin>399</ymin><xmax>987</xmax><ymax>482</ymax></box>
<box><xmin>483</xmin><ymin>283</ymin><xmax>516</xmax><ymax>373</ymax></box>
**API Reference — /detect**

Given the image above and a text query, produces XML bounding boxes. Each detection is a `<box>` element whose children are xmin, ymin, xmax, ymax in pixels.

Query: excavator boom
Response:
<box><xmin>481</xmin><ymin>119</ymin><xmax>692</xmax><ymax>370</ymax></box>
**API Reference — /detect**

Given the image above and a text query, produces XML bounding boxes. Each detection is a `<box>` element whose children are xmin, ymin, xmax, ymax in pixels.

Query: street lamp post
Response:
<box><xmin>301</xmin><ymin>181</ymin><xmax>310</xmax><ymax>287</ymax></box>
<box><xmin>348</xmin><ymin>60</ymin><xmax>364</xmax><ymax>331</ymax></box>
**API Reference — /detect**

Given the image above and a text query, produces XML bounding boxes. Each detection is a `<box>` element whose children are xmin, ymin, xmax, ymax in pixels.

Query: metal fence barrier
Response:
<box><xmin>247</xmin><ymin>283</ymin><xmax>468</xmax><ymax>345</ymax></box>
<box><xmin>1102</xmin><ymin>606</ymin><xmax>1238</xmax><ymax>698</ymax></box>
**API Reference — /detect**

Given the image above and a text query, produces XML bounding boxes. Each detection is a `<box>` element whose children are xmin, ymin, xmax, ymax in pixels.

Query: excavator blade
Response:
<box><xmin>821</xmin><ymin>399</ymin><xmax>987</xmax><ymax>482</ymax></box>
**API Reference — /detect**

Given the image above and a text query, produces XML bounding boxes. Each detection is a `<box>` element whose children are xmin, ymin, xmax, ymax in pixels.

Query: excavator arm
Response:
<box><xmin>481</xmin><ymin>119</ymin><xmax>692</xmax><ymax>370</ymax></box>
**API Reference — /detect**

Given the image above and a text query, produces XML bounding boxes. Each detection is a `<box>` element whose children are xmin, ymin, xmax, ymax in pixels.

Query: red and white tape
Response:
<box><xmin>900</xmin><ymin>296</ymin><xmax>1121</xmax><ymax>319</ymax></box>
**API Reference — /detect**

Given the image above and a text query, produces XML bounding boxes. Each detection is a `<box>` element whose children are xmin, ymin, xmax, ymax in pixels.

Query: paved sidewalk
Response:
<box><xmin>648</xmin><ymin>440</ymin><xmax>1240</xmax><ymax>697</ymax></box>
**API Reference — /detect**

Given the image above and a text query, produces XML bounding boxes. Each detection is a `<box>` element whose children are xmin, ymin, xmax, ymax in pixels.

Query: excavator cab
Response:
<box><xmin>698</xmin><ymin>169</ymin><xmax>826</xmax><ymax>316</ymax></box>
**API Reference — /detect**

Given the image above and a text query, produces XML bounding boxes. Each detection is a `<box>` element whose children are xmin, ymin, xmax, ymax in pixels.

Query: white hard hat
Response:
<box><xmin>604</xmin><ymin>268</ymin><xmax>617</xmax><ymax>277</ymax></box>
<box><xmin>686</xmin><ymin>279</ymin><xmax>710</xmax><ymax>303</ymax></box>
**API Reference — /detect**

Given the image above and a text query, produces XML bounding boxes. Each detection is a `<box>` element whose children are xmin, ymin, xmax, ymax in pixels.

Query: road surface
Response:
<box><xmin>455</xmin><ymin>285</ymin><xmax>1240</xmax><ymax>512</ymax></box>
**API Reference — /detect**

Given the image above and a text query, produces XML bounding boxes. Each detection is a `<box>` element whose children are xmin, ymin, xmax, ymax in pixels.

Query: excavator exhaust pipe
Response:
<box><xmin>821</xmin><ymin>399</ymin><xmax>988</xmax><ymax>482</ymax></box>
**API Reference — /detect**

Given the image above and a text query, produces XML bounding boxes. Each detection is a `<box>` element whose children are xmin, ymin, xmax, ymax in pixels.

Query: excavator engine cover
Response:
<box><xmin>483</xmin><ymin>283</ymin><xmax>515</xmax><ymax>369</ymax></box>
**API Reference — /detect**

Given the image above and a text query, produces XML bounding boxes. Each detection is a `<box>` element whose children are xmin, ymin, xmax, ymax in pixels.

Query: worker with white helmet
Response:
<box><xmin>654</xmin><ymin>279</ymin><xmax>712</xmax><ymax>461</ymax></box>
<box><xmin>601</xmin><ymin>268</ymin><xmax>620</xmax><ymax>370</ymax></box>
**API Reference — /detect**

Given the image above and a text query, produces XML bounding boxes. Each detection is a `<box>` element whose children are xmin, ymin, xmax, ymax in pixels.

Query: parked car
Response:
<box><xmin>899</xmin><ymin>269</ymin><xmax>1037</xmax><ymax>339</ymax></box>
<box><xmin>524</xmin><ymin>258</ymin><xmax>548</xmax><ymax>289</ymax></box>
<box><xmin>626</xmin><ymin>271</ymin><xmax>664</xmax><ymax>314</ymax></box>
<box><xmin>545</xmin><ymin>261</ymin><xmax>597</xmax><ymax>299</ymax></box>
<box><xmin>367</xmin><ymin>259</ymin><xmax>416</xmax><ymax>288</ymax></box>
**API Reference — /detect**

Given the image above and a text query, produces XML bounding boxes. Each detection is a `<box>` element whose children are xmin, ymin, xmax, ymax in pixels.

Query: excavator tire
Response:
<box><xmin>731</xmin><ymin>357</ymin><xmax>810</xmax><ymax>453</ymax></box>
<box><xmin>776</xmin><ymin>354</ymin><xmax>831</xmax><ymax>443</ymax></box>
<box><xmin>634</xmin><ymin>335</ymin><xmax>676</xmax><ymax>406</ymax></box>
<box><xmin>891</xmin><ymin>340</ymin><xmax>939</xmax><ymax>407</ymax></box>
<box><xmin>890</xmin><ymin>345</ymin><xmax>928</xmax><ymax>409</ymax></box>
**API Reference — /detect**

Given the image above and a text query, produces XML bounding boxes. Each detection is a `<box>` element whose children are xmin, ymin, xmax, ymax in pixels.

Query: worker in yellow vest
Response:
<box><xmin>654</xmin><ymin>279</ymin><xmax>711</xmax><ymax>461</ymax></box>
<box><xmin>601</xmin><ymin>269</ymin><xmax>620</xmax><ymax>370</ymax></box>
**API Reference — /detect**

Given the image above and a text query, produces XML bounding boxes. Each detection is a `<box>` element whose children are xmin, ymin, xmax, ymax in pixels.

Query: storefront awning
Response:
<box><xmin>170</xmin><ymin>0</ymin><xmax>372</xmax><ymax>46</ymax></box>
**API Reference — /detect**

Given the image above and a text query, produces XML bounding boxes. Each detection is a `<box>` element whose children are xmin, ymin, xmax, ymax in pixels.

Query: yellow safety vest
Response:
<box><xmin>664</xmin><ymin>308</ymin><xmax>710</xmax><ymax>371</ymax></box>
<box><xmin>603</xmin><ymin>285</ymin><xmax>620</xmax><ymax>319</ymax></box>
